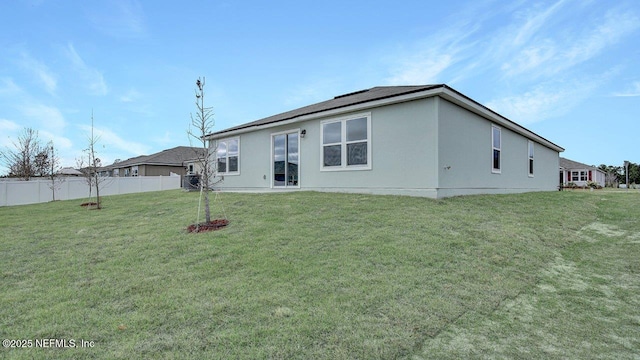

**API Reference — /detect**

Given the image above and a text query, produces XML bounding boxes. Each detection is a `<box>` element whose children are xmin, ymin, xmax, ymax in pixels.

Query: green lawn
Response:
<box><xmin>1</xmin><ymin>190</ymin><xmax>638</xmax><ymax>359</ymax></box>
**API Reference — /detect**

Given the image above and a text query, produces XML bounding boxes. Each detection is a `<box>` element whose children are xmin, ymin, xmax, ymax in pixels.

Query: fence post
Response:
<box><xmin>1</xmin><ymin>181</ymin><xmax>6</xmax><ymax>206</ymax></box>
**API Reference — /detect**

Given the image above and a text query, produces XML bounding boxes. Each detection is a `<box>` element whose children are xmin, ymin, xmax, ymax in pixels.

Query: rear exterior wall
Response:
<box><xmin>212</xmin><ymin>97</ymin><xmax>440</xmax><ymax>197</ymax></box>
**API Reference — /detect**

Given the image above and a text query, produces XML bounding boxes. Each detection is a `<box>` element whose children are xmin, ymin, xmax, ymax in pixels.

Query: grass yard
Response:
<box><xmin>0</xmin><ymin>190</ymin><xmax>638</xmax><ymax>359</ymax></box>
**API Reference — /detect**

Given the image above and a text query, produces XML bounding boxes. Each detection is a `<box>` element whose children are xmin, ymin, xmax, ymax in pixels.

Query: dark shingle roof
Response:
<box><xmin>209</xmin><ymin>85</ymin><xmax>443</xmax><ymax>136</ymax></box>
<box><xmin>559</xmin><ymin>157</ymin><xmax>602</xmax><ymax>170</ymax></box>
<box><xmin>109</xmin><ymin>146</ymin><xmax>206</xmax><ymax>168</ymax></box>
<box><xmin>207</xmin><ymin>84</ymin><xmax>564</xmax><ymax>152</ymax></box>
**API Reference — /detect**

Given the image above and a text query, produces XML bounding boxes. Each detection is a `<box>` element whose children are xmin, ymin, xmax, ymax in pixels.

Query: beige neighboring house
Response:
<box><xmin>107</xmin><ymin>146</ymin><xmax>206</xmax><ymax>181</ymax></box>
<box><xmin>184</xmin><ymin>156</ymin><xmax>205</xmax><ymax>177</ymax></box>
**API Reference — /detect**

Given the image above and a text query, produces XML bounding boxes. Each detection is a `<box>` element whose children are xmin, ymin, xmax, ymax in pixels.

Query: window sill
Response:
<box><xmin>321</xmin><ymin>165</ymin><xmax>372</xmax><ymax>172</ymax></box>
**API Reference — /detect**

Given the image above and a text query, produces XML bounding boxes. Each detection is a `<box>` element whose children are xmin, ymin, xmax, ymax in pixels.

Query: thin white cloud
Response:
<box><xmin>19</xmin><ymin>52</ymin><xmax>57</xmax><ymax>95</ymax></box>
<box><xmin>486</xmin><ymin>88</ymin><xmax>564</xmax><ymax>124</ymax></box>
<box><xmin>510</xmin><ymin>0</ymin><xmax>568</xmax><ymax>47</ymax></box>
<box><xmin>613</xmin><ymin>81</ymin><xmax>640</xmax><ymax>97</ymax></box>
<box><xmin>119</xmin><ymin>88</ymin><xmax>142</xmax><ymax>103</ymax></box>
<box><xmin>386</xmin><ymin>53</ymin><xmax>454</xmax><ymax>85</ymax></box>
<box><xmin>0</xmin><ymin>119</ymin><xmax>20</xmax><ymax>132</ymax></box>
<box><xmin>20</xmin><ymin>103</ymin><xmax>66</xmax><ymax>133</ymax></box>
<box><xmin>384</xmin><ymin>11</ymin><xmax>482</xmax><ymax>85</ymax></box>
<box><xmin>501</xmin><ymin>40</ymin><xmax>557</xmax><ymax>77</ymax></box>
<box><xmin>500</xmin><ymin>5</ymin><xmax>639</xmax><ymax>79</ymax></box>
<box><xmin>561</xmin><ymin>9</ymin><xmax>639</xmax><ymax>71</ymax></box>
<box><xmin>283</xmin><ymin>77</ymin><xmax>342</xmax><ymax>107</ymax></box>
<box><xmin>0</xmin><ymin>78</ymin><xmax>23</xmax><ymax>95</ymax></box>
<box><xmin>79</xmin><ymin>124</ymin><xmax>150</xmax><ymax>156</ymax></box>
<box><xmin>0</xmin><ymin>120</ymin><xmax>20</xmax><ymax>148</ymax></box>
<box><xmin>65</xmin><ymin>43</ymin><xmax>108</xmax><ymax>96</ymax></box>
<box><xmin>485</xmin><ymin>80</ymin><xmax>597</xmax><ymax>124</ymax></box>
<box><xmin>119</xmin><ymin>88</ymin><xmax>155</xmax><ymax>116</ymax></box>
<box><xmin>382</xmin><ymin>0</ymin><xmax>639</xmax><ymax>126</ymax></box>
<box><xmin>87</xmin><ymin>0</ymin><xmax>148</xmax><ymax>39</ymax></box>
<box><xmin>39</xmin><ymin>130</ymin><xmax>73</xmax><ymax>150</ymax></box>
<box><xmin>153</xmin><ymin>131</ymin><xmax>175</xmax><ymax>146</ymax></box>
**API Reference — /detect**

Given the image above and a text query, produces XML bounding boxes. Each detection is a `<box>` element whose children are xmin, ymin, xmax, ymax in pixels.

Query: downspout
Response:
<box><xmin>434</xmin><ymin>96</ymin><xmax>440</xmax><ymax>196</ymax></box>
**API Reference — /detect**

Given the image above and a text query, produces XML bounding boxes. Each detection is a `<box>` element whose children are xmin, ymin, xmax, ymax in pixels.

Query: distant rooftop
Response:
<box><xmin>107</xmin><ymin>146</ymin><xmax>206</xmax><ymax>168</ymax></box>
<box><xmin>559</xmin><ymin>157</ymin><xmax>603</xmax><ymax>171</ymax></box>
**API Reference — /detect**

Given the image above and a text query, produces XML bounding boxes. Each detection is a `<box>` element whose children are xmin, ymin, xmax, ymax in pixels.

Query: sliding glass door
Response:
<box><xmin>273</xmin><ymin>131</ymin><xmax>299</xmax><ymax>187</ymax></box>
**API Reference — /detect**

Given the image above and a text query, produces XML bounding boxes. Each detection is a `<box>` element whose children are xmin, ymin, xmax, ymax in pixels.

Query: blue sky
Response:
<box><xmin>1</xmin><ymin>0</ymin><xmax>638</xmax><ymax>173</ymax></box>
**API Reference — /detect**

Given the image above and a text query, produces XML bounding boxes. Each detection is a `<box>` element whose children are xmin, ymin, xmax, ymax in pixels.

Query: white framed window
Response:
<box><xmin>528</xmin><ymin>141</ymin><xmax>534</xmax><ymax>177</ymax></box>
<box><xmin>132</xmin><ymin>165</ymin><xmax>139</xmax><ymax>177</ymax></box>
<box><xmin>216</xmin><ymin>137</ymin><xmax>240</xmax><ymax>175</ymax></box>
<box><xmin>321</xmin><ymin>113</ymin><xmax>371</xmax><ymax>171</ymax></box>
<box><xmin>571</xmin><ymin>171</ymin><xmax>588</xmax><ymax>182</ymax></box>
<box><xmin>492</xmin><ymin>125</ymin><xmax>501</xmax><ymax>173</ymax></box>
<box><xmin>580</xmin><ymin>171</ymin><xmax>587</xmax><ymax>181</ymax></box>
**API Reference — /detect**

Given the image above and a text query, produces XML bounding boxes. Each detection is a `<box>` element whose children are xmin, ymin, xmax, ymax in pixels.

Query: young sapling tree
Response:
<box><xmin>187</xmin><ymin>77</ymin><xmax>226</xmax><ymax>230</ymax></box>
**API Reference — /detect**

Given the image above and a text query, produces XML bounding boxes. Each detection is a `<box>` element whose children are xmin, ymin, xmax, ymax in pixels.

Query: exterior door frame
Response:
<box><xmin>270</xmin><ymin>128</ymin><xmax>301</xmax><ymax>189</ymax></box>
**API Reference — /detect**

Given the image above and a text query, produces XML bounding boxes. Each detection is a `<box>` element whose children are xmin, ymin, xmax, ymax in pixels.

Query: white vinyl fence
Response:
<box><xmin>0</xmin><ymin>174</ymin><xmax>181</xmax><ymax>207</ymax></box>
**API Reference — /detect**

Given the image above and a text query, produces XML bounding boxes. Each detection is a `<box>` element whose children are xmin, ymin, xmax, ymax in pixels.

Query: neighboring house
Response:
<box><xmin>107</xmin><ymin>146</ymin><xmax>206</xmax><ymax>181</ymax></box>
<box><xmin>559</xmin><ymin>157</ymin><xmax>606</xmax><ymax>188</ymax></box>
<box><xmin>182</xmin><ymin>155</ymin><xmax>207</xmax><ymax>190</ymax></box>
<box><xmin>97</xmin><ymin>166</ymin><xmax>113</xmax><ymax>177</ymax></box>
<box><xmin>183</xmin><ymin>157</ymin><xmax>205</xmax><ymax>176</ymax></box>
<box><xmin>57</xmin><ymin>167</ymin><xmax>83</xmax><ymax>176</ymax></box>
<box><xmin>204</xmin><ymin>84</ymin><xmax>564</xmax><ymax>199</ymax></box>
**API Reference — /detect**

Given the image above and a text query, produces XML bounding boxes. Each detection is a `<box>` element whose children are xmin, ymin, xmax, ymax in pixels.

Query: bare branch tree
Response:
<box><xmin>44</xmin><ymin>141</ymin><xmax>65</xmax><ymax>201</ymax></box>
<box><xmin>77</xmin><ymin>111</ymin><xmax>108</xmax><ymax>208</ymax></box>
<box><xmin>0</xmin><ymin>127</ymin><xmax>42</xmax><ymax>180</ymax></box>
<box><xmin>89</xmin><ymin>113</ymin><xmax>102</xmax><ymax>208</ymax></box>
<box><xmin>76</xmin><ymin>154</ymin><xmax>93</xmax><ymax>200</ymax></box>
<box><xmin>187</xmin><ymin>77</ymin><xmax>219</xmax><ymax>224</ymax></box>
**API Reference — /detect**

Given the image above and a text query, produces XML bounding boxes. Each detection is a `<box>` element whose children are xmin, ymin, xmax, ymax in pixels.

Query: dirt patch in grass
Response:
<box><xmin>186</xmin><ymin>219</ymin><xmax>229</xmax><ymax>233</ymax></box>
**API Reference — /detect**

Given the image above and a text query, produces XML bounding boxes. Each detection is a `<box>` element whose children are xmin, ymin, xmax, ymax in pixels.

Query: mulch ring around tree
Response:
<box><xmin>187</xmin><ymin>219</ymin><xmax>229</xmax><ymax>233</ymax></box>
<box><xmin>80</xmin><ymin>202</ymin><xmax>100</xmax><ymax>210</ymax></box>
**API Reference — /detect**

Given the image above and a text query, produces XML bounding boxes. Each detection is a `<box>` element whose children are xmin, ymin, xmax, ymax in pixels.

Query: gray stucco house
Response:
<box><xmin>205</xmin><ymin>84</ymin><xmax>564</xmax><ymax>198</ymax></box>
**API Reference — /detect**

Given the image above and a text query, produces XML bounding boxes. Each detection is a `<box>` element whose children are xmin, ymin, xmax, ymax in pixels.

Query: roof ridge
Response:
<box><xmin>333</xmin><ymin>88</ymin><xmax>371</xmax><ymax>99</ymax></box>
<box><xmin>560</xmin><ymin>157</ymin><xmax>599</xmax><ymax>169</ymax></box>
<box><xmin>209</xmin><ymin>85</ymin><xmax>446</xmax><ymax>137</ymax></box>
